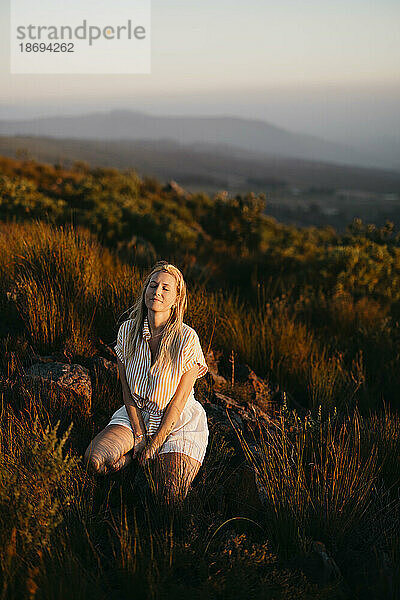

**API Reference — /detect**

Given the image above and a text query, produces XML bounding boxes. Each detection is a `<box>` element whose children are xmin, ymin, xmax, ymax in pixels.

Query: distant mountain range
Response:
<box><xmin>0</xmin><ymin>110</ymin><xmax>395</xmax><ymax>171</ymax></box>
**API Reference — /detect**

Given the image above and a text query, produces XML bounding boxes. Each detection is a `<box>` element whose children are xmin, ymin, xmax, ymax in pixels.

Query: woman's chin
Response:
<box><xmin>147</xmin><ymin>303</ymin><xmax>170</xmax><ymax>314</ymax></box>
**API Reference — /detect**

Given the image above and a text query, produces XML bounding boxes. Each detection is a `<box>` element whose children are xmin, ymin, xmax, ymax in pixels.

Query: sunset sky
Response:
<box><xmin>1</xmin><ymin>0</ymin><xmax>399</xmax><ymax>146</ymax></box>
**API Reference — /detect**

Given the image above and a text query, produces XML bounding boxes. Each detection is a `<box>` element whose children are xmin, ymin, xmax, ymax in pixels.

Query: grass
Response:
<box><xmin>3</xmin><ymin>383</ymin><xmax>398</xmax><ymax>598</ymax></box>
<box><xmin>0</xmin><ymin>220</ymin><xmax>143</xmax><ymax>358</ymax></box>
<box><xmin>236</xmin><ymin>410</ymin><xmax>379</xmax><ymax>553</ymax></box>
<box><xmin>217</xmin><ymin>290</ymin><xmax>363</xmax><ymax>412</ymax></box>
<box><xmin>0</xmin><ymin>401</ymin><xmax>345</xmax><ymax>600</ymax></box>
<box><xmin>1</xmin><ymin>220</ymin><xmax>400</xmax><ymax>598</ymax></box>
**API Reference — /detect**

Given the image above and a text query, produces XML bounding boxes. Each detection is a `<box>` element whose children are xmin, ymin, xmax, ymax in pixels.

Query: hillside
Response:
<box><xmin>0</xmin><ymin>109</ymin><xmax>390</xmax><ymax>169</ymax></box>
<box><xmin>2</xmin><ymin>135</ymin><xmax>400</xmax><ymax>192</ymax></box>
<box><xmin>1</xmin><ymin>155</ymin><xmax>400</xmax><ymax>598</ymax></box>
<box><xmin>1</xmin><ymin>135</ymin><xmax>400</xmax><ymax>232</ymax></box>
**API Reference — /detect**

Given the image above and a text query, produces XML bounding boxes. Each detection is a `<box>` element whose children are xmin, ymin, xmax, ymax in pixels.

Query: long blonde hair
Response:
<box><xmin>123</xmin><ymin>261</ymin><xmax>187</xmax><ymax>369</ymax></box>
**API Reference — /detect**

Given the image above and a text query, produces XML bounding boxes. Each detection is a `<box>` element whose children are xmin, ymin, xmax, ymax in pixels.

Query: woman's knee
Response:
<box><xmin>83</xmin><ymin>425</ymin><xmax>134</xmax><ymax>475</ymax></box>
<box><xmin>109</xmin><ymin>453</ymin><xmax>132</xmax><ymax>472</ymax></box>
<box><xmin>84</xmin><ymin>443</ymin><xmax>107</xmax><ymax>475</ymax></box>
<box><xmin>153</xmin><ymin>453</ymin><xmax>201</xmax><ymax>499</ymax></box>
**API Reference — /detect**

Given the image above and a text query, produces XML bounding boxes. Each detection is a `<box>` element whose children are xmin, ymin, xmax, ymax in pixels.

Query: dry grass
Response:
<box><xmin>0</xmin><ymin>220</ymin><xmax>399</xmax><ymax>598</ymax></box>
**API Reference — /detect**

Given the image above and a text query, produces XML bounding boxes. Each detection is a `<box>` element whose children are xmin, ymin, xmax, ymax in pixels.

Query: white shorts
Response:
<box><xmin>107</xmin><ymin>395</ymin><xmax>209</xmax><ymax>464</ymax></box>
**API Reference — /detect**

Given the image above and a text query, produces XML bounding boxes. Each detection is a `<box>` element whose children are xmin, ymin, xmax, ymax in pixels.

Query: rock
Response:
<box><xmin>234</xmin><ymin>364</ymin><xmax>256</xmax><ymax>383</ymax></box>
<box><xmin>205</xmin><ymin>403</ymin><xmax>245</xmax><ymax>456</ymax></box>
<box><xmin>30</xmin><ymin>353</ymin><xmax>70</xmax><ymax>364</ymax></box>
<box><xmin>206</xmin><ymin>400</ymin><xmax>244</xmax><ymax>431</ymax></box>
<box><xmin>205</xmin><ymin>350</ymin><xmax>228</xmax><ymax>388</ymax></box>
<box><xmin>21</xmin><ymin>361</ymin><xmax>92</xmax><ymax>415</ymax></box>
<box><xmin>205</xmin><ymin>349</ymin><xmax>221</xmax><ymax>374</ymax></box>
<box><xmin>206</xmin><ymin>390</ymin><xmax>273</xmax><ymax>439</ymax></box>
<box><xmin>213</xmin><ymin>391</ymin><xmax>242</xmax><ymax>410</ymax></box>
<box><xmin>89</xmin><ymin>356</ymin><xmax>118</xmax><ymax>380</ymax></box>
<box><xmin>206</xmin><ymin>403</ymin><xmax>237</xmax><ymax>433</ymax></box>
<box><xmin>234</xmin><ymin>363</ymin><xmax>274</xmax><ymax>406</ymax></box>
<box><xmin>201</xmin><ymin>354</ymin><xmax>304</xmax><ymax>445</ymax></box>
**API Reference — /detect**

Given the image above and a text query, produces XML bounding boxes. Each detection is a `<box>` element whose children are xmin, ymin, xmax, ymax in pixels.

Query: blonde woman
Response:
<box><xmin>84</xmin><ymin>261</ymin><xmax>209</xmax><ymax>501</ymax></box>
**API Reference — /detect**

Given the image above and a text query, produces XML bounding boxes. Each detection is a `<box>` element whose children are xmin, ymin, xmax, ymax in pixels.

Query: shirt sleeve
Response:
<box><xmin>114</xmin><ymin>321</ymin><xmax>126</xmax><ymax>363</ymax></box>
<box><xmin>182</xmin><ymin>330</ymin><xmax>208</xmax><ymax>379</ymax></box>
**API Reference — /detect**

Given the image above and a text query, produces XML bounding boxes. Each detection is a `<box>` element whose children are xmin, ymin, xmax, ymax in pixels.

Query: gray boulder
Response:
<box><xmin>22</xmin><ymin>361</ymin><xmax>92</xmax><ymax>415</ymax></box>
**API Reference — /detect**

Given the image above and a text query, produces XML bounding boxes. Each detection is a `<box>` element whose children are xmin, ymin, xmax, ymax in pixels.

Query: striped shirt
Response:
<box><xmin>114</xmin><ymin>316</ymin><xmax>208</xmax><ymax>434</ymax></box>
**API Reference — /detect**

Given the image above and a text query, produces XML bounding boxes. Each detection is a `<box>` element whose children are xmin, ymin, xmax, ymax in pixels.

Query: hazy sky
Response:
<box><xmin>1</xmin><ymin>0</ymin><xmax>399</xmax><ymax>146</ymax></box>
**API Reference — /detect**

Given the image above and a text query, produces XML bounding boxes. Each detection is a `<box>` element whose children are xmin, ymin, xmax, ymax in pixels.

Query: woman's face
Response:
<box><xmin>144</xmin><ymin>271</ymin><xmax>178</xmax><ymax>317</ymax></box>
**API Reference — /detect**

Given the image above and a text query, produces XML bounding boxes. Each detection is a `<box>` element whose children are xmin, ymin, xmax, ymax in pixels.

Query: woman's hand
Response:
<box><xmin>132</xmin><ymin>437</ymin><xmax>146</xmax><ymax>459</ymax></box>
<box><xmin>138</xmin><ymin>436</ymin><xmax>157</xmax><ymax>465</ymax></box>
<box><xmin>137</xmin><ymin>366</ymin><xmax>199</xmax><ymax>466</ymax></box>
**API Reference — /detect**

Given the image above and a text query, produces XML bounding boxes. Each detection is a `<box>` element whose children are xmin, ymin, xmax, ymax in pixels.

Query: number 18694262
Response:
<box><xmin>19</xmin><ymin>42</ymin><xmax>75</xmax><ymax>52</ymax></box>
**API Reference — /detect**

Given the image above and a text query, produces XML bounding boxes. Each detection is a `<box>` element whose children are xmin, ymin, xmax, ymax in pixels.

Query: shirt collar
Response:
<box><xmin>142</xmin><ymin>315</ymin><xmax>151</xmax><ymax>341</ymax></box>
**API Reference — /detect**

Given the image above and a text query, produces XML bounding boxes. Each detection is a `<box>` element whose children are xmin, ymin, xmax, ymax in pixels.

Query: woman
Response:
<box><xmin>84</xmin><ymin>261</ymin><xmax>209</xmax><ymax>501</ymax></box>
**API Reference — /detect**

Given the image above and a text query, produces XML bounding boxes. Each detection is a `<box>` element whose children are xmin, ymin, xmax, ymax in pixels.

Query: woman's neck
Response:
<box><xmin>147</xmin><ymin>310</ymin><xmax>171</xmax><ymax>336</ymax></box>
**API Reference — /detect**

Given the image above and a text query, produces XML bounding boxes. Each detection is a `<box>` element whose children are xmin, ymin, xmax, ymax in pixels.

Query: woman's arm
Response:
<box><xmin>116</xmin><ymin>357</ymin><xmax>148</xmax><ymax>449</ymax></box>
<box><xmin>139</xmin><ymin>364</ymin><xmax>200</xmax><ymax>463</ymax></box>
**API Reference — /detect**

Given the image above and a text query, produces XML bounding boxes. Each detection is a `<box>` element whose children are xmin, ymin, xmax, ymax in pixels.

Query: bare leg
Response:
<box><xmin>84</xmin><ymin>424</ymin><xmax>135</xmax><ymax>475</ymax></box>
<box><xmin>149</xmin><ymin>452</ymin><xmax>201</xmax><ymax>502</ymax></box>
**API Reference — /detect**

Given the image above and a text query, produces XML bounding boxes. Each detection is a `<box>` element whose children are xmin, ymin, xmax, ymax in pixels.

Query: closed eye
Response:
<box><xmin>149</xmin><ymin>283</ymin><xmax>170</xmax><ymax>290</ymax></box>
